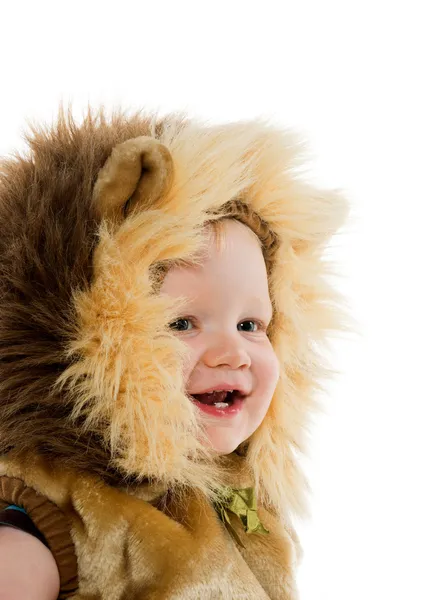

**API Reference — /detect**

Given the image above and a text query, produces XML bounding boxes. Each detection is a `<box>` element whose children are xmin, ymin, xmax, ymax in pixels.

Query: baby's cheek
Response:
<box><xmin>261</xmin><ymin>347</ymin><xmax>280</xmax><ymax>390</ymax></box>
<box><xmin>179</xmin><ymin>341</ymin><xmax>199</xmax><ymax>382</ymax></box>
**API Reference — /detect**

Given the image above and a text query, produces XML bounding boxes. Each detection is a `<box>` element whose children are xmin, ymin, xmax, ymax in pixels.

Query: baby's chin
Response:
<box><xmin>200</xmin><ymin>430</ymin><xmax>245</xmax><ymax>456</ymax></box>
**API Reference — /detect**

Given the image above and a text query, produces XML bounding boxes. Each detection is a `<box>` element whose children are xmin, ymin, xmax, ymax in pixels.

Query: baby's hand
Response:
<box><xmin>0</xmin><ymin>526</ymin><xmax>60</xmax><ymax>600</ymax></box>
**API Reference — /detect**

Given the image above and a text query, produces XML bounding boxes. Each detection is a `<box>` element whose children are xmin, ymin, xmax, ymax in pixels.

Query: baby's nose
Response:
<box><xmin>202</xmin><ymin>337</ymin><xmax>251</xmax><ymax>370</ymax></box>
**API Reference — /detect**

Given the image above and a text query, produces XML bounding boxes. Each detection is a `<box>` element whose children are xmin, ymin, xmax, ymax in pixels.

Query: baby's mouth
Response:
<box><xmin>189</xmin><ymin>390</ymin><xmax>241</xmax><ymax>408</ymax></box>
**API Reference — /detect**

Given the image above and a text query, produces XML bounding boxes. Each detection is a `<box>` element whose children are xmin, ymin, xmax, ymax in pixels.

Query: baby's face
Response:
<box><xmin>160</xmin><ymin>219</ymin><xmax>280</xmax><ymax>454</ymax></box>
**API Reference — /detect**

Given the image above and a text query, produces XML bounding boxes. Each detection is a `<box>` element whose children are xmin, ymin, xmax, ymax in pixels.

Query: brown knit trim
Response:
<box><xmin>0</xmin><ymin>476</ymin><xmax>78</xmax><ymax>599</ymax></box>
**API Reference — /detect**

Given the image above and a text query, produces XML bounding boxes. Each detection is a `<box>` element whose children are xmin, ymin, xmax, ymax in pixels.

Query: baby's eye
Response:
<box><xmin>238</xmin><ymin>320</ymin><xmax>263</xmax><ymax>333</ymax></box>
<box><xmin>169</xmin><ymin>318</ymin><xmax>193</xmax><ymax>331</ymax></box>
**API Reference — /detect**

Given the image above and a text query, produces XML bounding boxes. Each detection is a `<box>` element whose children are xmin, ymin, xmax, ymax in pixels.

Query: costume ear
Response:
<box><xmin>93</xmin><ymin>136</ymin><xmax>174</xmax><ymax>224</ymax></box>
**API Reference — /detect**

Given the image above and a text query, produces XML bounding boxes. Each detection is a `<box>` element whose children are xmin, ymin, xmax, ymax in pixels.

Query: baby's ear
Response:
<box><xmin>93</xmin><ymin>136</ymin><xmax>174</xmax><ymax>225</ymax></box>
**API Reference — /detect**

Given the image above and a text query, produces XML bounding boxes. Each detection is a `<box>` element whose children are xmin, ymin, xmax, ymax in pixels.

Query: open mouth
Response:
<box><xmin>190</xmin><ymin>390</ymin><xmax>244</xmax><ymax>408</ymax></box>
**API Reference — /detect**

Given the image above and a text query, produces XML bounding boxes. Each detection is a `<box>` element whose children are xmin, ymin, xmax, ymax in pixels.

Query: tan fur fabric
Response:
<box><xmin>0</xmin><ymin>453</ymin><xmax>299</xmax><ymax>599</ymax></box>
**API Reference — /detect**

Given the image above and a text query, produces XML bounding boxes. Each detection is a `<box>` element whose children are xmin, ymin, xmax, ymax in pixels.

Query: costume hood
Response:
<box><xmin>0</xmin><ymin>107</ymin><xmax>350</xmax><ymax>522</ymax></box>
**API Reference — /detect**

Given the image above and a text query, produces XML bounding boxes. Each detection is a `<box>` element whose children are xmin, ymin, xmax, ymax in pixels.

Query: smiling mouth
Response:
<box><xmin>188</xmin><ymin>391</ymin><xmax>246</xmax><ymax>415</ymax></box>
<box><xmin>189</xmin><ymin>390</ymin><xmax>244</xmax><ymax>408</ymax></box>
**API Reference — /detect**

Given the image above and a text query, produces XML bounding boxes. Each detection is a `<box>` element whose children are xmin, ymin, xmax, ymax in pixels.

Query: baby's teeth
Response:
<box><xmin>213</xmin><ymin>402</ymin><xmax>229</xmax><ymax>408</ymax></box>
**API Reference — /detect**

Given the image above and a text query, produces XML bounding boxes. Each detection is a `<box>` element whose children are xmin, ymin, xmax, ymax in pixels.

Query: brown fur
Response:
<box><xmin>0</xmin><ymin>107</ymin><xmax>165</xmax><ymax>485</ymax></box>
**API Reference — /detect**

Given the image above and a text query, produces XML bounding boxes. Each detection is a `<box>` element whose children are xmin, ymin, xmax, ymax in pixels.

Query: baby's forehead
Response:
<box><xmin>167</xmin><ymin>271</ymin><xmax>273</xmax><ymax>316</ymax></box>
<box><xmin>159</xmin><ymin>220</ymin><xmax>270</xmax><ymax>299</ymax></box>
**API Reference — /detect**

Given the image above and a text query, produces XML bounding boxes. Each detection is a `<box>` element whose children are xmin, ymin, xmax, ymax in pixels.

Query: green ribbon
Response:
<box><xmin>213</xmin><ymin>487</ymin><xmax>269</xmax><ymax>549</ymax></box>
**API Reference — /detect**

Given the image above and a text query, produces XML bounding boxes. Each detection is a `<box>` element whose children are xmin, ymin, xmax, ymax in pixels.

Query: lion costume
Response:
<box><xmin>0</xmin><ymin>107</ymin><xmax>350</xmax><ymax>599</ymax></box>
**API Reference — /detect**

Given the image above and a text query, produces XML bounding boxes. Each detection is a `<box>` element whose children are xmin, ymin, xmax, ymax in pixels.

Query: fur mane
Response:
<box><xmin>0</xmin><ymin>106</ymin><xmax>351</xmax><ymax>522</ymax></box>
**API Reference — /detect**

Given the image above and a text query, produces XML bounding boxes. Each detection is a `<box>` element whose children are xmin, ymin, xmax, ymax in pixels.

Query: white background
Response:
<box><xmin>1</xmin><ymin>2</ymin><xmax>430</xmax><ymax>598</ymax></box>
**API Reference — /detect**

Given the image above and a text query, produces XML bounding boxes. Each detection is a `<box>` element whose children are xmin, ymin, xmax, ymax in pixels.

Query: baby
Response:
<box><xmin>0</xmin><ymin>108</ymin><xmax>349</xmax><ymax>599</ymax></box>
